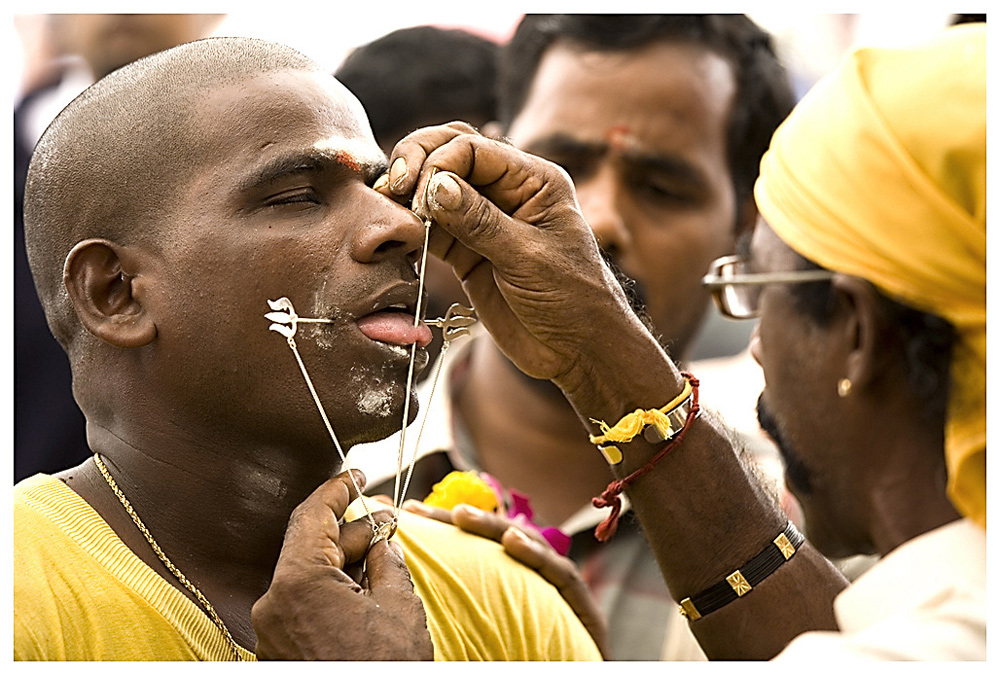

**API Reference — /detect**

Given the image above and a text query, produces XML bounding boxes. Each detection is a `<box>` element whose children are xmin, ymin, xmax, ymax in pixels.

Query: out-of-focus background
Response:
<box><xmin>10</xmin><ymin>9</ymin><xmax>978</xmax><ymax>109</ymax></box>
<box><xmin>8</xmin><ymin>8</ymin><xmax>986</xmax><ymax>484</ymax></box>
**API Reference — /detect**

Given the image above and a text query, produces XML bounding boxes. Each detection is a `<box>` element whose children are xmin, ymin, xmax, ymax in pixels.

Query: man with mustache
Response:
<box><xmin>380</xmin><ymin>21</ymin><xmax>984</xmax><ymax>659</ymax></box>
<box><xmin>351</xmin><ymin>15</ymin><xmax>796</xmax><ymax>660</ymax></box>
<box><xmin>13</xmin><ymin>36</ymin><xmax>602</xmax><ymax>661</ymax></box>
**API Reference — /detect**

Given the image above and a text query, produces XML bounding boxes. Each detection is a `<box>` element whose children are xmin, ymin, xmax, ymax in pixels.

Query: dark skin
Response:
<box><xmin>49</xmin><ymin>66</ymin><xmax>607</xmax><ymax>660</ymax></box>
<box><xmin>374</xmin><ymin>123</ymin><xmax>956</xmax><ymax>660</ymax></box>
<box><xmin>420</xmin><ymin>41</ymin><xmax>754</xmax><ymax>527</ymax></box>
<box><xmin>747</xmin><ymin>223</ymin><xmax>961</xmax><ymax>559</ymax></box>
<box><xmin>53</xmin><ymin>69</ymin><xmax>435</xmax><ymax>658</ymax></box>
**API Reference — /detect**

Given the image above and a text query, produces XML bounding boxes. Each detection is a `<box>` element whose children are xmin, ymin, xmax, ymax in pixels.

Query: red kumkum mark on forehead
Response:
<box><xmin>335</xmin><ymin>150</ymin><xmax>362</xmax><ymax>172</ymax></box>
<box><xmin>607</xmin><ymin>125</ymin><xmax>646</xmax><ymax>155</ymax></box>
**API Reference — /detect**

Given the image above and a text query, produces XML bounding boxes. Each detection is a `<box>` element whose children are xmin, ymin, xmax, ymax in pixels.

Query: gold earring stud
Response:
<box><xmin>837</xmin><ymin>378</ymin><xmax>852</xmax><ymax>398</ymax></box>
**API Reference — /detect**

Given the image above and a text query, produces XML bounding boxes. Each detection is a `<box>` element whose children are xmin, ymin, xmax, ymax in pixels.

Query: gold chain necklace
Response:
<box><xmin>92</xmin><ymin>454</ymin><xmax>244</xmax><ymax>661</ymax></box>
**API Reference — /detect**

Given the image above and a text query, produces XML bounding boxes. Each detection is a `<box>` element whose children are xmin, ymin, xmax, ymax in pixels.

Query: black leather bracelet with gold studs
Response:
<box><xmin>679</xmin><ymin>521</ymin><xmax>804</xmax><ymax>621</ymax></box>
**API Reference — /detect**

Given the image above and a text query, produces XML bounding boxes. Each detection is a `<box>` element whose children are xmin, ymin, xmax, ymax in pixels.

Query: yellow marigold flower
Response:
<box><xmin>423</xmin><ymin>471</ymin><xmax>498</xmax><ymax>512</ymax></box>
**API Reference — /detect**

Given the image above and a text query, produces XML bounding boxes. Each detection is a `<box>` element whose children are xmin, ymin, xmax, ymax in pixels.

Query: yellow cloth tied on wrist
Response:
<box><xmin>754</xmin><ymin>25</ymin><xmax>986</xmax><ymax>528</ymax></box>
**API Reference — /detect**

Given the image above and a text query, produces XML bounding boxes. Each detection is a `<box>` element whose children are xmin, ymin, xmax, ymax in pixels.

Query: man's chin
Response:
<box><xmin>757</xmin><ymin>395</ymin><xmax>813</xmax><ymax>496</ymax></box>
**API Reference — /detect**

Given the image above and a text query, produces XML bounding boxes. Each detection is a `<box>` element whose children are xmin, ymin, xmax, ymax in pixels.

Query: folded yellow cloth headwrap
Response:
<box><xmin>754</xmin><ymin>25</ymin><xmax>986</xmax><ymax>529</ymax></box>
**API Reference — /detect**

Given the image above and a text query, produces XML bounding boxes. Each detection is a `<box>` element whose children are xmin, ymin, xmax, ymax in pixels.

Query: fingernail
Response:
<box><xmin>389</xmin><ymin>157</ymin><xmax>407</xmax><ymax>191</ymax></box>
<box><xmin>453</xmin><ymin>503</ymin><xmax>483</xmax><ymax>518</ymax></box>
<box><xmin>388</xmin><ymin>541</ymin><xmax>405</xmax><ymax>562</ymax></box>
<box><xmin>350</xmin><ymin>468</ymin><xmax>367</xmax><ymax>489</ymax></box>
<box><xmin>373</xmin><ymin>172</ymin><xmax>389</xmax><ymax>191</ymax></box>
<box><xmin>504</xmin><ymin>526</ymin><xmax>537</xmax><ymax>549</ymax></box>
<box><xmin>429</xmin><ymin>172</ymin><xmax>462</xmax><ymax>210</ymax></box>
<box><xmin>506</xmin><ymin>526</ymin><xmax>530</xmax><ymax>542</ymax></box>
<box><xmin>402</xmin><ymin>499</ymin><xmax>431</xmax><ymax>515</ymax></box>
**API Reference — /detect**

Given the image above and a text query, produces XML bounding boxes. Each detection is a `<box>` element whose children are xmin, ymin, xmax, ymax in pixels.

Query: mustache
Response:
<box><xmin>756</xmin><ymin>395</ymin><xmax>813</xmax><ymax>495</ymax></box>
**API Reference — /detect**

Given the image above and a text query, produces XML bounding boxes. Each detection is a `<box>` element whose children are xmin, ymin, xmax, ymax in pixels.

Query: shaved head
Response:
<box><xmin>24</xmin><ymin>37</ymin><xmax>325</xmax><ymax>350</ymax></box>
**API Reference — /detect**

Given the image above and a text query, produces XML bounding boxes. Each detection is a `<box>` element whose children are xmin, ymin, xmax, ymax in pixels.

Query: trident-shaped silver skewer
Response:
<box><xmin>425</xmin><ymin>303</ymin><xmax>478</xmax><ymax>345</ymax></box>
<box><xmin>263</xmin><ymin>295</ymin><xmax>478</xmax><ymax>546</ymax></box>
<box><xmin>265</xmin><ymin>297</ymin><xmax>333</xmax><ymax>340</ymax></box>
<box><xmin>266</xmin><ymin>297</ymin><xmax>477</xmax><ymax>346</ymax></box>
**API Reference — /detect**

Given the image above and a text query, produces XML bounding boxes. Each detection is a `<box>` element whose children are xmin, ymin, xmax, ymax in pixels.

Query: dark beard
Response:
<box><xmin>511</xmin><ymin>251</ymin><xmax>672</xmax><ymax>400</ymax></box>
<box><xmin>756</xmin><ymin>395</ymin><xmax>813</xmax><ymax>495</ymax></box>
<box><xmin>600</xmin><ymin>251</ymin><xmax>677</xmax><ymax>359</ymax></box>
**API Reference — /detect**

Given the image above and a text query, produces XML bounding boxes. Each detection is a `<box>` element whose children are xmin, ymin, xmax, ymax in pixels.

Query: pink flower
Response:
<box><xmin>481</xmin><ymin>473</ymin><xmax>571</xmax><ymax>556</ymax></box>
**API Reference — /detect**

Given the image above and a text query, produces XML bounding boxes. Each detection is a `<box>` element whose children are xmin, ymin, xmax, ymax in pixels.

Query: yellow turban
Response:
<box><xmin>754</xmin><ymin>25</ymin><xmax>986</xmax><ymax>529</ymax></box>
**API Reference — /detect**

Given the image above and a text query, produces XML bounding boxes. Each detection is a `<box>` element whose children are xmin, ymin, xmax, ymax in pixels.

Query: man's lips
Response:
<box><xmin>356</xmin><ymin>311</ymin><xmax>433</xmax><ymax>348</ymax></box>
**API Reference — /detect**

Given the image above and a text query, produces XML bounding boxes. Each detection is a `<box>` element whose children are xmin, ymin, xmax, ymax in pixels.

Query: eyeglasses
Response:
<box><xmin>701</xmin><ymin>255</ymin><xmax>836</xmax><ymax>319</ymax></box>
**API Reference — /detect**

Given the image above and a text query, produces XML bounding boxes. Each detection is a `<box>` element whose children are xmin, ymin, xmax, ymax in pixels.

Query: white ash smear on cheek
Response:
<box><xmin>350</xmin><ymin>363</ymin><xmax>404</xmax><ymax>418</ymax></box>
<box><xmin>309</xmin><ymin>283</ymin><xmax>344</xmax><ymax>350</ymax></box>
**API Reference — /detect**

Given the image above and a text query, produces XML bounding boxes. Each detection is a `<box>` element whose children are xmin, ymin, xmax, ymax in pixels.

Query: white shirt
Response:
<box><xmin>777</xmin><ymin>518</ymin><xmax>986</xmax><ymax>660</ymax></box>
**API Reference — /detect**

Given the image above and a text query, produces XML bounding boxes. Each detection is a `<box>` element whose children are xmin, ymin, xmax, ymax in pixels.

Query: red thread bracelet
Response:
<box><xmin>591</xmin><ymin>372</ymin><xmax>700</xmax><ymax>541</ymax></box>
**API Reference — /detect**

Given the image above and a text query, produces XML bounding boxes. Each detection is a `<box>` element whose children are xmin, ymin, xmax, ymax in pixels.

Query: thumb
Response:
<box><xmin>425</xmin><ymin>170</ymin><xmax>525</xmax><ymax>261</ymax></box>
<box><xmin>365</xmin><ymin>540</ymin><xmax>416</xmax><ymax>597</ymax></box>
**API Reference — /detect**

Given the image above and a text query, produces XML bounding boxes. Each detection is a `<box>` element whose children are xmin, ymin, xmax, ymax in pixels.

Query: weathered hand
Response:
<box><xmin>402</xmin><ymin>499</ymin><xmax>610</xmax><ymax>659</ymax></box>
<box><xmin>379</xmin><ymin>124</ymin><xmax>645</xmax><ymax>389</ymax></box>
<box><xmin>252</xmin><ymin>470</ymin><xmax>433</xmax><ymax>660</ymax></box>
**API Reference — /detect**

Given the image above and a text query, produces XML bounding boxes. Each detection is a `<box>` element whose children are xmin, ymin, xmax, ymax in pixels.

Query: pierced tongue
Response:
<box><xmin>357</xmin><ymin>312</ymin><xmax>433</xmax><ymax>348</ymax></box>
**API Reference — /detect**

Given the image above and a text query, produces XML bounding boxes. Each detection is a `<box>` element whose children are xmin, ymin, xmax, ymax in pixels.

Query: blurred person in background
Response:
<box><xmin>357</xmin><ymin>20</ymin><xmax>984</xmax><ymax>659</ymax></box>
<box><xmin>336</xmin><ymin>25</ymin><xmax>500</xmax><ymax>155</ymax></box>
<box><xmin>15</xmin><ymin>14</ymin><xmax>225</xmax><ymax>483</ymax></box>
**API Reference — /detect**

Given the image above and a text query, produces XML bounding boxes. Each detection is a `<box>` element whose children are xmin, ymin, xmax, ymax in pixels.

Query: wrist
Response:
<box><xmin>554</xmin><ymin>314</ymin><xmax>685</xmax><ymax>428</ymax></box>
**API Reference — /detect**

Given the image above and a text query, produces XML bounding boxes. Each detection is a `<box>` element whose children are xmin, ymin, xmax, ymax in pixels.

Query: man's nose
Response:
<box><xmin>577</xmin><ymin>166</ymin><xmax>630</xmax><ymax>255</ymax></box>
<box><xmin>749</xmin><ymin>322</ymin><xmax>763</xmax><ymax>366</ymax></box>
<box><xmin>351</xmin><ymin>193</ymin><xmax>427</xmax><ymax>266</ymax></box>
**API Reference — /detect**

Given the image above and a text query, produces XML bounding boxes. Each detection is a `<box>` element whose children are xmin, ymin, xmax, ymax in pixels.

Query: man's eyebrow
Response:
<box><xmin>620</xmin><ymin>149</ymin><xmax>708</xmax><ymax>191</ymax></box>
<box><xmin>238</xmin><ymin>149</ymin><xmax>388</xmax><ymax>192</ymax></box>
<box><xmin>522</xmin><ymin>133</ymin><xmax>605</xmax><ymax>158</ymax></box>
<box><xmin>525</xmin><ymin>133</ymin><xmax>708</xmax><ymax>190</ymax></box>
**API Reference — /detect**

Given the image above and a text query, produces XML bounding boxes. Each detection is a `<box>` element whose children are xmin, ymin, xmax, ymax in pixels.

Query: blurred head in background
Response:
<box><xmin>50</xmin><ymin>13</ymin><xmax>226</xmax><ymax>79</ymax></box>
<box><xmin>336</xmin><ymin>25</ymin><xmax>500</xmax><ymax>154</ymax></box>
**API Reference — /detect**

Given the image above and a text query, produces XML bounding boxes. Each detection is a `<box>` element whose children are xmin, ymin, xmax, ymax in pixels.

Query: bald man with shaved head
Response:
<box><xmin>14</xmin><ymin>37</ymin><xmax>601</xmax><ymax>662</ymax></box>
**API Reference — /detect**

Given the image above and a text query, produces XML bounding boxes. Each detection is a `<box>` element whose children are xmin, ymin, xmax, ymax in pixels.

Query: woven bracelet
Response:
<box><xmin>591</xmin><ymin>372</ymin><xmax>700</xmax><ymax>541</ymax></box>
<box><xmin>678</xmin><ymin>521</ymin><xmax>804</xmax><ymax>621</ymax></box>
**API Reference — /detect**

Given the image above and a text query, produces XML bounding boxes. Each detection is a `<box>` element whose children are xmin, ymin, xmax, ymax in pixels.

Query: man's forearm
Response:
<box><xmin>556</xmin><ymin>321</ymin><xmax>846</xmax><ymax>659</ymax></box>
<box><xmin>384</xmin><ymin>127</ymin><xmax>847</xmax><ymax>659</ymax></box>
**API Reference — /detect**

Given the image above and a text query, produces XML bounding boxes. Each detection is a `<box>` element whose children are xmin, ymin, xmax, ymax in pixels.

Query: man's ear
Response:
<box><xmin>63</xmin><ymin>239</ymin><xmax>156</xmax><ymax>348</ymax></box>
<box><xmin>831</xmin><ymin>275</ymin><xmax>885</xmax><ymax>393</ymax></box>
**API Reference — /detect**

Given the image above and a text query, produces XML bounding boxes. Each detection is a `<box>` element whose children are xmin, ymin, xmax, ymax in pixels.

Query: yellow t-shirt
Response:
<box><xmin>14</xmin><ymin>474</ymin><xmax>601</xmax><ymax>661</ymax></box>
